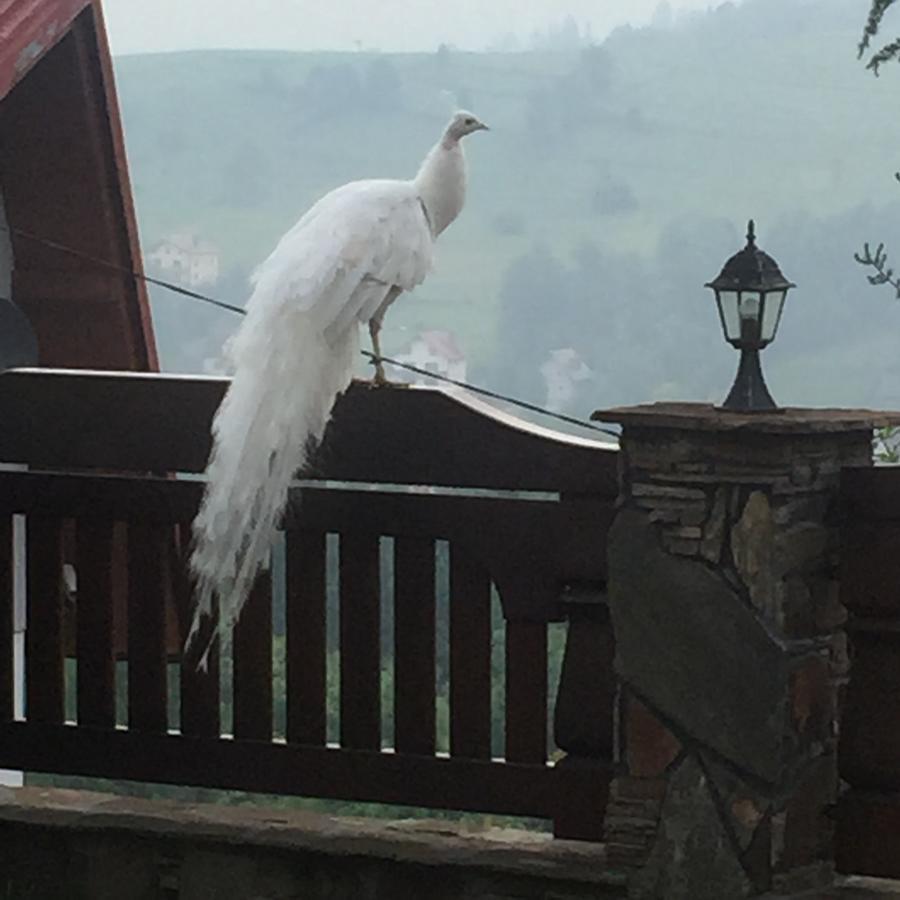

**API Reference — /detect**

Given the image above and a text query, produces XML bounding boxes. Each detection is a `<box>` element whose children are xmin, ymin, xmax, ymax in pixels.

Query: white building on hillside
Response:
<box><xmin>147</xmin><ymin>232</ymin><xmax>220</xmax><ymax>288</ymax></box>
<box><xmin>394</xmin><ymin>330</ymin><xmax>466</xmax><ymax>387</ymax></box>
<box><xmin>540</xmin><ymin>347</ymin><xmax>592</xmax><ymax>414</ymax></box>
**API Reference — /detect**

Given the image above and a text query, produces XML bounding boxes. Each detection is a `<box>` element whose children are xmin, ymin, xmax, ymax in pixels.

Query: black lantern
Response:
<box><xmin>705</xmin><ymin>220</ymin><xmax>795</xmax><ymax>411</ymax></box>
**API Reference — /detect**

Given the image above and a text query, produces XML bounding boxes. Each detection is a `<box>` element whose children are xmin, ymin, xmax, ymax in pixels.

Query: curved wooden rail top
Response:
<box><xmin>0</xmin><ymin>367</ymin><xmax>617</xmax><ymax>492</ymax></box>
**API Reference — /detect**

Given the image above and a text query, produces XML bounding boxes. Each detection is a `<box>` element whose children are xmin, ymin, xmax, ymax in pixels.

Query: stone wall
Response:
<box><xmin>0</xmin><ymin>787</ymin><xmax>627</xmax><ymax>900</ymax></box>
<box><xmin>599</xmin><ymin>410</ymin><xmax>875</xmax><ymax>899</ymax></box>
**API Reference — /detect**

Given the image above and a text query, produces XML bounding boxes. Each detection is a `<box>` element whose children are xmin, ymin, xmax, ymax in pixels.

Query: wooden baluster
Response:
<box><xmin>110</xmin><ymin>522</ymin><xmax>129</xmax><ymax>662</ymax></box>
<box><xmin>75</xmin><ymin>519</ymin><xmax>116</xmax><ymax>728</ymax></box>
<box><xmin>837</xmin><ymin>480</ymin><xmax>900</xmax><ymax>876</ymax></box>
<box><xmin>552</xmin><ymin>601</ymin><xmax>616</xmax><ymax>841</ymax></box>
<box><xmin>0</xmin><ymin>518</ymin><xmax>13</xmax><ymax>722</ymax></box>
<box><xmin>286</xmin><ymin>529</ymin><xmax>327</xmax><ymax>746</ymax></box>
<box><xmin>449</xmin><ymin>546</ymin><xmax>492</xmax><ymax>760</ymax></box>
<box><xmin>339</xmin><ymin>532</ymin><xmax>381</xmax><ymax>750</ymax></box>
<box><xmin>394</xmin><ymin>536</ymin><xmax>435</xmax><ymax>756</ymax></box>
<box><xmin>505</xmin><ymin>620</ymin><xmax>548</xmax><ymax>764</ymax></box>
<box><xmin>176</xmin><ymin>522</ymin><xmax>220</xmax><ymax>739</ymax></box>
<box><xmin>127</xmin><ymin>522</ymin><xmax>168</xmax><ymax>733</ymax></box>
<box><xmin>233</xmin><ymin>570</ymin><xmax>273</xmax><ymax>741</ymax></box>
<box><xmin>26</xmin><ymin>517</ymin><xmax>65</xmax><ymax>724</ymax></box>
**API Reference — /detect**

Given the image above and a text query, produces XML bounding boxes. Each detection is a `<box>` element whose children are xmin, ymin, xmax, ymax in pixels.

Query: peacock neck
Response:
<box><xmin>414</xmin><ymin>136</ymin><xmax>467</xmax><ymax>238</ymax></box>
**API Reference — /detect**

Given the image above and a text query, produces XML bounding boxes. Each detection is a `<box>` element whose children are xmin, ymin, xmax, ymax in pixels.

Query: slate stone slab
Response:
<box><xmin>699</xmin><ymin>751</ymin><xmax>771</xmax><ymax>855</ymax></box>
<box><xmin>732</xmin><ymin>491</ymin><xmax>776</xmax><ymax>620</ymax></box>
<box><xmin>700</xmin><ymin>487</ymin><xmax>729</xmax><ymax>564</ymax></box>
<box><xmin>607</xmin><ymin>508</ymin><xmax>791</xmax><ymax>785</ymax></box>
<box><xmin>631</xmin><ymin>755</ymin><xmax>753</xmax><ymax>900</ymax></box>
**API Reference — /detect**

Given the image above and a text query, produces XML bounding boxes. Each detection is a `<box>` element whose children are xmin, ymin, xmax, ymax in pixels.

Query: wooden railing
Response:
<box><xmin>0</xmin><ymin>368</ymin><xmax>619</xmax><ymax>839</ymax></box>
<box><xmin>837</xmin><ymin>465</ymin><xmax>900</xmax><ymax>876</ymax></box>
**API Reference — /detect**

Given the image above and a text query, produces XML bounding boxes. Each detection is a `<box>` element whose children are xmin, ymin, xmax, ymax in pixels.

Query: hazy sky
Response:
<box><xmin>101</xmin><ymin>0</ymin><xmax>728</xmax><ymax>56</ymax></box>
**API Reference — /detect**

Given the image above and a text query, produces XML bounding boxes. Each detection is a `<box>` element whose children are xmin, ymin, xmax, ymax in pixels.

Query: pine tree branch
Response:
<box><xmin>860</xmin><ymin>0</ymin><xmax>900</xmax><ymax>74</ymax></box>
<box><xmin>855</xmin><ymin>237</ymin><xmax>900</xmax><ymax>299</ymax></box>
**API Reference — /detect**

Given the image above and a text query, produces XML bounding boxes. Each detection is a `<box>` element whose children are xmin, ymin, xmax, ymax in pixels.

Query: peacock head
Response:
<box><xmin>445</xmin><ymin>110</ymin><xmax>490</xmax><ymax>142</ymax></box>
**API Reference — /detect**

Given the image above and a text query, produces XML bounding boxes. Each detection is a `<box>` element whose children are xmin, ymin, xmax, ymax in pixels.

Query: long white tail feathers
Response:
<box><xmin>186</xmin><ymin>301</ymin><xmax>358</xmax><ymax>671</ymax></box>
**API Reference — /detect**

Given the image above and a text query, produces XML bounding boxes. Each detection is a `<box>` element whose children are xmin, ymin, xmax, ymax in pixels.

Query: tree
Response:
<box><xmin>302</xmin><ymin>64</ymin><xmax>363</xmax><ymax>119</ymax></box>
<box><xmin>363</xmin><ymin>58</ymin><xmax>403</xmax><ymax>111</ymax></box>
<box><xmin>434</xmin><ymin>43</ymin><xmax>454</xmax><ymax>81</ymax></box>
<box><xmin>859</xmin><ymin>1</ymin><xmax>900</xmax><ymax>74</ymax></box>
<box><xmin>577</xmin><ymin>45</ymin><xmax>614</xmax><ymax>93</ymax></box>
<box><xmin>651</xmin><ymin>2</ymin><xmax>674</xmax><ymax>29</ymax></box>
<box><xmin>220</xmin><ymin>141</ymin><xmax>268</xmax><ymax>209</ymax></box>
<box><xmin>484</xmin><ymin>244</ymin><xmax>574</xmax><ymax>402</ymax></box>
<box><xmin>523</xmin><ymin>45</ymin><xmax>615</xmax><ymax>137</ymax></box>
<box><xmin>855</xmin><ymin>2</ymin><xmax>900</xmax><ymax>298</ymax></box>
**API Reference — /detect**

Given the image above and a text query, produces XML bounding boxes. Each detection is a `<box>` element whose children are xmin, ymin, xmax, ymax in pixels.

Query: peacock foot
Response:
<box><xmin>369</xmin><ymin>367</ymin><xmax>409</xmax><ymax>388</ymax></box>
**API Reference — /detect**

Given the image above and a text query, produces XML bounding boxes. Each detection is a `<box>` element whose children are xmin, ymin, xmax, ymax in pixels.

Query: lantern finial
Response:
<box><xmin>746</xmin><ymin>219</ymin><xmax>756</xmax><ymax>247</ymax></box>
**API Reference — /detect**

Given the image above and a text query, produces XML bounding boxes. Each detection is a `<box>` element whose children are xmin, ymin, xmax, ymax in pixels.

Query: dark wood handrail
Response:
<box><xmin>0</xmin><ymin>368</ymin><xmax>617</xmax><ymax>493</ymax></box>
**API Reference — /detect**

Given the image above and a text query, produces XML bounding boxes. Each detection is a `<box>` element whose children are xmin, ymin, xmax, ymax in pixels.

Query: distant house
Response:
<box><xmin>394</xmin><ymin>329</ymin><xmax>466</xmax><ymax>386</ymax></box>
<box><xmin>147</xmin><ymin>232</ymin><xmax>220</xmax><ymax>287</ymax></box>
<box><xmin>540</xmin><ymin>348</ymin><xmax>592</xmax><ymax>414</ymax></box>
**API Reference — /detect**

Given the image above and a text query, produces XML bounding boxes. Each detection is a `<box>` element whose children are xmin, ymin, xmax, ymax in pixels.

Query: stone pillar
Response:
<box><xmin>594</xmin><ymin>403</ymin><xmax>894</xmax><ymax>899</ymax></box>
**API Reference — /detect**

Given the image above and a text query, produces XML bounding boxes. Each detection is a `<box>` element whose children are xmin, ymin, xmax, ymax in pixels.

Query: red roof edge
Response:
<box><xmin>88</xmin><ymin>0</ymin><xmax>159</xmax><ymax>371</ymax></box>
<box><xmin>0</xmin><ymin>0</ymin><xmax>91</xmax><ymax>100</ymax></box>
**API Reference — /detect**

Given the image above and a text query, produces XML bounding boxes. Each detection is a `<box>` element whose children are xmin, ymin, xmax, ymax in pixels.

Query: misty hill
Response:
<box><xmin>113</xmin><ymin>0</ymin><xmax>900</xmax><ymax>419</ymax></box>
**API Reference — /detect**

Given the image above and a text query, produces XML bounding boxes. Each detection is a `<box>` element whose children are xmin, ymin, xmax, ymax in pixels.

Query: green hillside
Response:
<box><xmin>113</xmin><ymin>0</ymin><xmax>900</xmax><ymax>414</ymax></box>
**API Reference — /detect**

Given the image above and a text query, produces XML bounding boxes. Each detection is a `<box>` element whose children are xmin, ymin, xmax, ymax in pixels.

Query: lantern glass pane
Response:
<box><xmin>761</xmin><ymin>290</ymin><xmax>786</xmax><ymax>343</ymax></box>
<box><xmin>717</xmin><ymin>291</ymin><xmax>741</xmax><ymax>341</ymax></box>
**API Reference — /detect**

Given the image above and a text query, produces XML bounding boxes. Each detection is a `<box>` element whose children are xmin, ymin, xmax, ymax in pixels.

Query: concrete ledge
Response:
<box><xmin>0</xmin><ymin>787</ymin><xmax>627</xmax><ymax>899</ymax></box>
<box><xmin>763</xmin><ymin>878</ymin><xmax>900</xmax><ymax>898</ymax></box>
<box><xmin>3</xmin><ymin>788</ymin><xmax>899</xmax><ymax>898</ymax></box>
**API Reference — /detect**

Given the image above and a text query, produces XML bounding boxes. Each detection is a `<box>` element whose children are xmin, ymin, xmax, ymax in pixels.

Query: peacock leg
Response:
<box><xmin>368</xmin><ymin>286</ymin><xmax>403</xmax><ymax>386</ymax></box>
<box><xmin>369</xmin><ymin>317</ymin><xmax>387</xmax><ymax>385</ymax></box>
